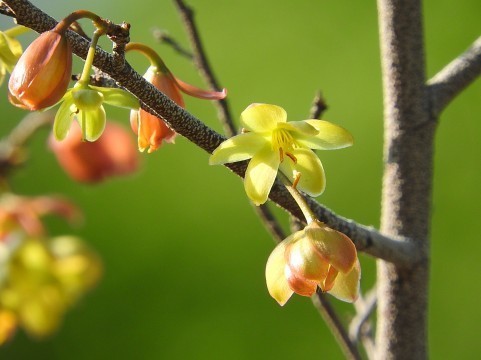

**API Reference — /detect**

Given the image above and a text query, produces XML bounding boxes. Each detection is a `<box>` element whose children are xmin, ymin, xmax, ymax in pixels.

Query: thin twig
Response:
<box><xmin>0</xmin><ymin>111</ymin><xmax>54</xmax><ymax>177</ymax></box>
<box><xmin>152</xmin><ymin>28</ymin><xmax>193</xmax><ymax>60</ymax></box>
<box><xmin>428</xmin><ymin>35</ymin><xmax>481</xmax><ymax>117</ymax></box>
<box><xmin>0</xmin><ymin>2</ymin><xmax>14</xmax><ymax>16</ymax></box>
<box><xmin>312</xmin><ymin>290</ymin><xmax>362</xmax><ymax>360</ymax></box>
<box><xmin>173</xmin><ymin>0</ymin><xmax>287</xmax><ymax>243</ymax></box>
<box><xmin>350</xmin><ymin>287</ymin><xmax>377</xmax><ymax>359</ymax></box>
<box><xmin>173</xmin><ymin>0</ymin><xmax>236</xmax><ymax>137</ymax></box>
<box><xmin>254</xmin><ymin>203</ymin><xmax>286</xmax><ymax>243</ymax></box>
<box><xmin>309</xmin><ymin>91</ymin><xmax>328</xmax><ymax>119</ymax></box>
<box><xmin>2</xmin><ymin>0</ymin><xmax>419</xmax><ymax>266</ymax></box>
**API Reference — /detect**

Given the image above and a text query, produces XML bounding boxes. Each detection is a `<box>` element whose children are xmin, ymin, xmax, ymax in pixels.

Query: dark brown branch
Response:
<box><xmin>312</xmin><ymin>290</ymin><xmax>362</xmax><ymax>360</ymax></box>
<box><xmin>309</xmin><ymin>91</ymin><xmax>328</xmax><ymax>119</ymax></box>
<box><xmin>173</xmin><ymin>0</ymin><xmax>236</xmax><ymax>137</ymax></box>
<box><xmin>2</xmin><ymin>0</ymin><xmax>417</xmax><ymax>266</ymax></box>
<box><xmin>428</xmin><ymin>35</ymin><xmax>481</xmax><ymax>117</ymax></box>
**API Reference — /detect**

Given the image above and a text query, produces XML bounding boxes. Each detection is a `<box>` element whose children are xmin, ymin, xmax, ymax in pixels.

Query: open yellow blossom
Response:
<box><xmin>209</xmin><ymin>103</ymin><xmax>353</xmax><ymax>205</ymax></box>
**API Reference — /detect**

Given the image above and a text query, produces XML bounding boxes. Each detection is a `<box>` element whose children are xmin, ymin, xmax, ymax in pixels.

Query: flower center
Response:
<box><xmin>272</xmin><ymin>128</ymin><xmax>297</xmax><ymax>163</ymax></box>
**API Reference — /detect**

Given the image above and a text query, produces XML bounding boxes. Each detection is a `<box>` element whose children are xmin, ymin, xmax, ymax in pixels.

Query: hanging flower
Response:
<box><xmin>8</xmin><ymin>29</ymin><xmax>72</xmax><ymax>111</ymax></box>
<box><xmin>126</xmin><ymin>42</ymin><xmax>226</xmax><ymax>153</ymax></box>
<box><xmin>265</xmin><ymin>220</ymin><xmax>360</xmax><ymax>306</ymax></box>
<box><xmin>49</xmin><ymin>122</ymin><xmax>139</xmax><ymax>183</ymax></box>
<box><xmin>0</xmin><ymin>27</ymin><xmax>25</xmax><ymax>86</ymax></box>
<box><xmin>210</xmin><ymin>103</ymin><xmax>353</xmax><ymax>205</ymax></box>
<box><xmin>53</xmin><ymin>83</ymin><xmax>139</xmax><ymax>142</ymax></box>
<box><xmin>0</xmin><ymin>194</ymin><xmax>79</xmax><ymax>238</ymax></box>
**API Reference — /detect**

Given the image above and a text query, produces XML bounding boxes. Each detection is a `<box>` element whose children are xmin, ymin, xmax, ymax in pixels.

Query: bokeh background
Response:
<box><xmin>1</xmin><ymin>0</ymin><xmax>480</xmax><ymax>358</ymax></box>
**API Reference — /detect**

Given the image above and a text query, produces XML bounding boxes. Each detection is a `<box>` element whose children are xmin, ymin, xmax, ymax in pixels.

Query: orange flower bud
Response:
<box><xmin>8</xmin><ymin>30</ymin><xmax>72</xmax><ymax>111</ymax></box>
<box><xmin>49</xmin><ymin>122</ymin><xmax>139</xmax><ymax>183</ymax></box>
<box><xmin>130</xmin><ymin>68</ymin><xmax>180</xmax><ymax>153</ymax></box>
<box><xmin>266</xmin><ymin>221</ymin><xmax>361</xmax><ymax>305</ymax></box>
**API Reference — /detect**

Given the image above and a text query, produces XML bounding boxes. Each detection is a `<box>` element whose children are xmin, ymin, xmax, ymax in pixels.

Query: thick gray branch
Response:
<box><xmin>377</xmin><ymin>0</ymin><xmax>432</xmax><ymax>358</ymax></box>
<box><xmin>2</xmin><ymin>0</ymin><xmax>418</xmax><ymax>265</ymax></box>
<box><xmin>428</xmin><ymin>36</ymin><xmax>481</xmax><ymax>117</ymax></box>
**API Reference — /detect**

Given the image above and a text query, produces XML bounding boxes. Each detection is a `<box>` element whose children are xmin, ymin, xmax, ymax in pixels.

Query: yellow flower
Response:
<box><xmin>265</xmin><ymin>220</ymin><xmax>360</xmax><ymax>306</ymax></box>
<box><xmin>210</xmin><ymin>103</ymin><xmax>353</xmax><ymax>205</ymax></box>
<box><xmin>0</xmin><ymin>27</ymin><xmax>23</xmax><ymax>86</ymax></box>
<box><xmin>54</xmin><ymin>83</ymin><xmax>139</xmax><ymax>142</ymax></box>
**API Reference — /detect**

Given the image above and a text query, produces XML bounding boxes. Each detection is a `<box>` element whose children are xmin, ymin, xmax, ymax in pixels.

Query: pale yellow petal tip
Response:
<box><xmin>272</xmin><ymin>290</ymin><xmax>294</xmax><ymax>306</ymax></box>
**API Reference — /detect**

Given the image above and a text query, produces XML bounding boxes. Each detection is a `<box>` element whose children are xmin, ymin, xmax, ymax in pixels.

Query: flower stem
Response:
<box><xmin>78</xmin><ymin>30</ymin><xmax>103</xmax><ymax>85</ymax></box>
<box><xmin>125</xmin><ymin>42</ymin><xmax>169</xmax><ymax>73</ymax></box>
<box><xmin>278</xmin><ymin>171</ymin><xmax>317</xmax><ymax>224</ymax></box>
<box><xmin>54</xmin><ymin>10</ymin><xmax>103</xmax><ymax>34</ymax></box>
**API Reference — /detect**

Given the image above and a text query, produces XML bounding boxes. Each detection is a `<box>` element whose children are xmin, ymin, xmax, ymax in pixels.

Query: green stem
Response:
<box><xmin>78</xmin><ymin>30</ymin><xmax>103</xmax><ymax>85</ymax></box>
<box><xmin>278</xmin><ymin>171</ymin><xmax>317</xmax><ymax>224</ymax></box>
<box><xmin>4</xmin><ymin>25</ymin><xmax>30</xmax><ymax>38</ymax></box>
<box><xmin>125</xmin><ymin>42</ymin><xmax>169</xmax><ymax>73</ymax></box>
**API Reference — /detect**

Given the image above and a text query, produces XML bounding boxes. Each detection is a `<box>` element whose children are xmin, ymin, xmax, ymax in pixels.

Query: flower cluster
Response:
<box><xmin>0</xmin><ymin>195</ymin><xmax>101</xmax><ymax>343</ymax></box>
<box><xmin>2</xmin><ymin>7</ymin><xmax>359</xmax><ymax>314</ymax></box>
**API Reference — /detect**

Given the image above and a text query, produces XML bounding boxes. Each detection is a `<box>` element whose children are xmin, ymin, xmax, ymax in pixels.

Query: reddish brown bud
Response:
<box><xmin>49</xmin><ymin>122</ymin><xmax>139</xmax><ymax>183</ymax></box>
<box><xmin>8</xmin><ymin>30</ymin><xmax>72</xmax><ymax>111</ymax></box>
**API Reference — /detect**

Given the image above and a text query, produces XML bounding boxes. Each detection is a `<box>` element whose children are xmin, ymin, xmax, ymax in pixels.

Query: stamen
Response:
<box><xmin>286</xmin><ymin>152</ymin><xmax>297</xmax><ymax>163</ymax></box>
<box><xmin>279</xmin><ymin>147</ymin><xmax>284</xmax><ymax>162</ymax></box>
<box><xmin>241</xmin><ymin>128</ymin><xmax>250</xmax><ymax>134</ymax></box>
<box><xmin>292</xmin><ymin>171</ymin><xmax>301</xmax><ymax>189</ymax></box>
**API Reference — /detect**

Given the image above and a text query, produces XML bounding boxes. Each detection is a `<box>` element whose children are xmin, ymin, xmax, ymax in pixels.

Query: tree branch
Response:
<box><xmin>377</xmin><ymin>0</ymin><xmax>432</xmax><ymax>358</ymax></box>
<box><xmin>312</xmin><ymin>290</ymin><xmax>362</xmax><ymax>360</ymax></box>
<box><xmin>2</xmin><ymin>0</ymin><xmax>418</xmax><ymax>266</ymax></box>
<box><xmin>428</xmin><ymin>36</ymin><xmax>481</xmax><ymax>117</ymax></box>
<box><xmin>173</xmin><ymin>0</ymin><xmax>236</xmax><ymax>137</ymax></box>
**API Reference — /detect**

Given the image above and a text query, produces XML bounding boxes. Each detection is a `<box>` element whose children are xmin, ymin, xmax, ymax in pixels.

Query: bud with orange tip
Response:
<box><xmin>126</xmin><ymin>42</ymin><xmax>227</xmax><ymax>153</ymax></box>
<box><xmin>8</xmin><ymin>29</ymin><xmax>72</xmax><ymax>111</ymax></box>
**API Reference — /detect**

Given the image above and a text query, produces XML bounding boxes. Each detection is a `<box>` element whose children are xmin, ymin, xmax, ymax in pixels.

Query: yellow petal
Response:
<box><xmin>77</xmin><ymin>106</ymin><xmax>106</xmax><ymax>142</ymax></box>
<box><xmin>296</xmin><ymin>120</ymin><xmax>353</xmax><ymax>150</ymax></box>
<box><xmin>240</xmin><ymin>103</ymin><xmax>286</xmax><ymax>132</ymax></box>
<box><xmin>278</xmin><ymin>120</ymin><xmax>318</xmax><ymax>136</ymax></box>
<box><xmin>279</xmin><ymin>148</ymin><xmax>325</xmax><ymax>197</ymax></box>
<box><xmin>266</xmin><ymin>233</ymin><xmax>302</xmax><ymax>306</ymax></box>
<box><xmin>209</xmin><ymin>132</ymin><xmax>267</xmax><ymax>165</ymax></box>
<box><xmin>327</xmin><ymin>259</ymin><xmax>361</xmax><ymax>303</ymax></box>
<box><xmin>306</xmin><ymin>222</ymin><xmax>357</xmax><ymax>274</ymax></box>
<box><xmin>244</xmin><ymin>145</ymin><xmax>280</xmax><ymax>205</ymax></box>
<box><xmin>53</xmin><ymin>93</ymin><xmax>75</xmax><ymax>141</ymax></box>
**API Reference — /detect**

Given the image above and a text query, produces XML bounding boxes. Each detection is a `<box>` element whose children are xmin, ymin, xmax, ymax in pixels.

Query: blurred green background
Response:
<box><xmin>1</xmin><ymin>0</ymin><xmax>480</xmax><ymax>358</ymax></box>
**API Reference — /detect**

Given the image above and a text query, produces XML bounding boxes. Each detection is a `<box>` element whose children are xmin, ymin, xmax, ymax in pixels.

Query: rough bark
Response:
<box><xmin>376</xmin><ymin>0</ymin><xmax>433</xmax><ymax>358</ymax></box>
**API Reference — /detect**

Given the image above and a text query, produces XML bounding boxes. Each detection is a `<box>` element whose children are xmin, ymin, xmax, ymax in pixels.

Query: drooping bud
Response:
<box><xmin>266</xmin><ymin>221</ymin><xmax>360</xmax><ymax>306</ymax></box>
<box><xmin>8</xmin><ymin>30</ymin><xmax>72</xmax><ymax>111</ymax></box>
<box><xmin>130</xmin><ymin>66</ymin><xmax>180</xmax><ymax>153</ymax></box>
<box><xmin>49</xmin><ymin>122</ymin><xmax>139</xmax><ymax>183</ymax></box>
